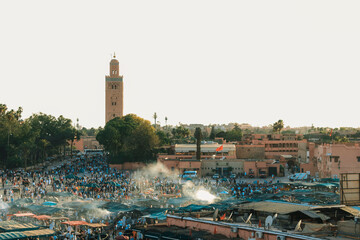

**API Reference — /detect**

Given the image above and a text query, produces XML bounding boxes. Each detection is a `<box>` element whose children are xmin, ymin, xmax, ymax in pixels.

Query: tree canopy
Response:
<box><xmin>0</xmin><ymin>103</ymin><xmax>78</xmax><ymax>169</ymax></box>
<box><xmin>96</xmin><ymin>114</ymin><xmax>159</xmax><ymax>163</ymax></box>
<box><xmin>273</xmin><ymin>119</ymin><xmax>284</xmax><ymax>134</ymax></box>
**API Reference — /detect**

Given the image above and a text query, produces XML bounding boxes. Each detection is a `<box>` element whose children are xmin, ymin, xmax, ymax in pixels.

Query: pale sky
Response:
<box><xmin>1</xmin><ymin>1</ymin><xmax>359</xmax><ymax>128</ymax></box>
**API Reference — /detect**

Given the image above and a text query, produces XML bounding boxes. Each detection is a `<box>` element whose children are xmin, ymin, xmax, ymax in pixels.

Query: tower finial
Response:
<box><xmin>113</xmin><ymin>52</ymin><xmax>116</xmax><ymax>58</ymax></box>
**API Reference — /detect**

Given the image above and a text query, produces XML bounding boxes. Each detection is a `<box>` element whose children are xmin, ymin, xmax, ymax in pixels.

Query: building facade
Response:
<box><xmin>238</xmin><ymin>134</ymin><xmax>309</xmax><ymax>163</ymax></box>
<box><xmin>105</xmin><ymin>55</ymin><xmax>124</xmax><ymax>123</ymax></box>
<box><xmin>315</xmin><ymin>143</ymin><xmax>360</xmax><ymax>178</ymax></box>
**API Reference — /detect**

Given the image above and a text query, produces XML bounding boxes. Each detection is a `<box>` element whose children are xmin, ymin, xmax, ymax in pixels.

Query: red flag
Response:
<box><xmin>216</xmin><ymin>145</ymin><xmax>223</xmax><ymax>152</ymax></box>
<box><xmin>329</xmin><ymin>129</ymin><xmax>333</xmax><ymax>137</ymax></box>
<box><xmin>219</xmin><ymin>213</ymin><xmax>226</xmax><ymax>220</ymax></box>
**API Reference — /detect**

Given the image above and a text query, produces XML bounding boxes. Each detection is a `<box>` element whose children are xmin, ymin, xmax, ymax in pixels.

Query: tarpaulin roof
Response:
<box><xmin>298</xmin><ymin>210</ymin><xmax>330</xmax><ymax>221</ymax></box>
<box><xmin>86</xmin><ymin>223</ymin><xmax>107</xmax><ymax>228</ymax></box>
<box><xmin>61</xmin><ymin>221</ymin><xmax>88</xmax><ymax>226</ymax></box>
<box><xmin>46</xmin><ymin>192</ymin><xmax>73</xmax><ymax>197</ymax></box>
<box><xmin>0</xmin><ymin>229</ymin><xmax>55</xmax><ymax>239</ymax></box>
<box><xmin>340</xmin><ymin>206</ymin><xmax>360</xmax><ymax>216</ymax></box>
<box><xmin>0</xmin><ymin>232</ymin><xmax>26</xmax><ymax>240</ymax></box>
<box><xmin>0</xmin><ymin>221</ymin><xmax>39</xmax><ymax>232</ymax></box>
<box><xmin>12</xmin><ymin>213</ymin><xmax>34</xmax><ymax>217</ymax></box>
<box><xmin>178</xmin><ymin>204</ymin><xmax>213</xmax><ymax>212</ymax></box>
<box><xmin>25</xmin><ymin>204</ymin><xmax>62</xmax><ymax>215</ymax></box>
<box><xmin>50</xmin><ymin>217</ymin><xmax>69</xmax><ymax>221</ymax></box>
<box><xmin>22</xmin><ymin>229</ymin><xmax>55</xmax><ymax>237</ymax></box>
<box><xmin>32</xmin><ymin>215</ymin><xmax>51</xmax><ymax>220</ymax></box>
<box><xmin>239</xmin><ymin>201</ymin><xmax>312</xmax><ymax>214</ymax></box>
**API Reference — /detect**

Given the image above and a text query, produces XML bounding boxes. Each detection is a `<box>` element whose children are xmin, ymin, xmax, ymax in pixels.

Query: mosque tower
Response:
<box><xmin>105</xmin><ymin>53</ymin><xmax>124</xmax><ymax>123</ymax></box>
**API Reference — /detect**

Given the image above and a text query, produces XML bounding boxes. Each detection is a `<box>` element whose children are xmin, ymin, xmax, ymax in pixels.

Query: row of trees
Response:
<box><xmin>0</xmin><ymin>104</ymin><xmax>80</xmax><ymax>169</ymax></box>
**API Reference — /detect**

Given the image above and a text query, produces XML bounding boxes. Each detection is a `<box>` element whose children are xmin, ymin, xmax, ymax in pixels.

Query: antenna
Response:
<box><xmin>294</xmin><ymin>220</ymin><xmax>302</xmax><ymax>232</ymax></box>
<box><xmin>265</xmin><ymin>216</ymin><xmax>273</xmax><ymax>229</ymax></box>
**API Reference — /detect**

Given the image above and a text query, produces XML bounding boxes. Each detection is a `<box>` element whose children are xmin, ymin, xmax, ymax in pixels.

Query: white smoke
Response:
<box><xmin>182</xmin><ymin>181</ymin><xmax>217</xmax><ymax>204</ymax></box>
<box><xmin>133</xmin><ymin>162</ymin><xmax>179</xmax><ymax>180</ymax></box>
<box><xmin>0</xmin><ymin>200</ymin><xmax>9</xmax><ymax>210</ymax></box>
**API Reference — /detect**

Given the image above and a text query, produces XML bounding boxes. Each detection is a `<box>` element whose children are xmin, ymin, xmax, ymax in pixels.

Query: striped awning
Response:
<box><xmin>0</xmin><ymin>229</ymin><xmax>55</xmax><ymax>240</ymax></box>
<box><xmin>0</xmin><ymin>221</ymin><xmax>39</xmax><ymax>232</ymax></box>
<box><xmin>23</xmin><ymin>229</ymin><xmax>55</xmax><ymax>237</ymax></box>
<box><xmin>0</xmin><ymin>232</ymin><xmax>26</xmax><ymax>240</ymax></box>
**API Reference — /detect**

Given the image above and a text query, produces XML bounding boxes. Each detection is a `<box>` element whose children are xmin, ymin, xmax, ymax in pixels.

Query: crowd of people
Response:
<box><xmin>0</xmin><ymin>153</ymin><xmax>289</xmax><ymax>239</ymax></box>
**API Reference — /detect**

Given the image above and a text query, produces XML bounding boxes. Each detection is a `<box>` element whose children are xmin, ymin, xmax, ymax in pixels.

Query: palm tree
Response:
<box><xmin>165</xmin><ymin>116</ymin><xmax>168</xmax><ymax>128</ymax></box>
<box><xmin>153</xmin><ymin>112</ymin><xmax>157</xmax><ymax>129</ymax></box>
<box><xmin>273</xmin><ymin>120</ymin><xmax>284</xmax><ymax>134</ymax></box>
<box><xmin>194</xmin><ymin>127</ymin><xmax>202</xmax><ymax>160</ymax></box>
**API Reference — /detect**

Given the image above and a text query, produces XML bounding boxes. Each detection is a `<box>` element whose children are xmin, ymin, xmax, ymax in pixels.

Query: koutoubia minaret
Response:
<box><xmin>105</xmin><ymin>53</ymin><xmax>124</xmax><ymax>123</ymax></box>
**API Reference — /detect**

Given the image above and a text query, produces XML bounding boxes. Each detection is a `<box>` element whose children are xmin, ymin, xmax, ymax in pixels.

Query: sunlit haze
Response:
<box><xmin>1</xmin><ymin>1</ymin><xmax>359</xmax><ymax>128</ymax></box>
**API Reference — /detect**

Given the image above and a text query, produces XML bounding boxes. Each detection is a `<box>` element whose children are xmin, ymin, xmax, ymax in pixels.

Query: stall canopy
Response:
<box><xmin>61</xmin><ymin>221</ymin><xmax>88</xmax><ymax>226</ymax></box>
<box><xmin>0</xmin><ymin>232</ymin><xmax>26</xmax><ymax>240</ymax></box>
<box><xmin>0</xmin><ymin>229</ymin><xmax>55</xmax><ymax>240</ymax></box>
<box><xmin>42</xmin><ymin>201</ymin><xmax>57</xmax><ymax>206</ymax></box>
<box><xmin>32</xmin><ymin>215</ymin><xmax>51</xmax><ymax>220</ymax></box>
<box><xmin>86</xmin><ymin>223</ymin><xmax>107</xmax><ymax>228</ymax></box>
<box><xmin>12</xmin><ymin>213</ymin><xmax>35</xmax><ymax>217</ymax></box>
<box><xmin>0</xmin><ymin>221</ymin><xmax>39</xmax><ymax>232</ymax></box>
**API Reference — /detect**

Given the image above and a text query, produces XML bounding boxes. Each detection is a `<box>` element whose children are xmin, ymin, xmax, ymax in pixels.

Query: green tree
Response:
<box><xmin>225</xmin><ymin>124</ymin><xmax>243</xmax><ymax>141</ymax></box>
<box><xmin>194</xmin><ymin>127</ymin><xmax>202</xmax><ymax>160</ymax></box>
<box><xmin>156</xmin><ymin>130</ymin><xmax>171</xmax><ymax>146</ymax></box>
<box><xmin>209</xmin><ymin>126</ymin><xmax>216</xmax><ymax>140</ymax></box>
<box><xmin>171</xmin><ymin>125</ymin><xmax>191</xmax><ymax>142</ymax></box>
<box><xmin>97</xmin><ymin>114</ymin><xmax>159</xmax><ymax>163</ymax></box>
<box><xmin>272</xmin><ymin>120</ymin><xmax>284</xmax><ymax>134</ymax></box>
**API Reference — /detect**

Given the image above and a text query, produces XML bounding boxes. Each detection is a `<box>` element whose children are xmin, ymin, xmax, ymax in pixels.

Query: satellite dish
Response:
<box><xmin>273</xmin><ymin>213</ymin><xmax>278</xmax><ymax>220</ymax></box>
<box><xmin>213</xmin><ymin>209</ymin><xmax>219</xmax><ymax>221</ymax></box>
<box><xmin>227</xmin><ymin>211</ymin><xmax>233</xmax><ymax>221</ymax></box>
<box><xmin>294</xmin><ymin>220</ymin><xmax>302</xmax><ymax>232</ymax></box>
<box><xmin>265</xmin><ymin>216</ymin><xmax>273</xmax><ymax>229</ymax></box>
<box><xmin>245</xmin><ymin>213</ymin><xmax>252</xmax><ymax>224</ymax></box>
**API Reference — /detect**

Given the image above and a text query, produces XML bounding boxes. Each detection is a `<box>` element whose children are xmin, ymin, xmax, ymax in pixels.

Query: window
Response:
<box><xmin>330</xmin><ymin>156</ymin><xmax>339</xmax><ymax>163</ymax></box>
<box><xmin>357</xmin><ymin>157</ymin><xmax>360</xmax><ymax>162</ymax></box>
<box><xmin>112</xmin><ymin>102</ymin><xmax>117</xmax><ymax>106</ymax></box>
<box><xmin>113</xmin><ymin>114</ymin><xmax>116</xmax><ymax>117</ymax></box>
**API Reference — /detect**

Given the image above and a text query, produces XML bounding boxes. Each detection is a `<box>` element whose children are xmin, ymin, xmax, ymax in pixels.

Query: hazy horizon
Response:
<box><xmin>1</xmin><ymin>1</ymin><xmax>359</xmax><ymax>128</ymax></box>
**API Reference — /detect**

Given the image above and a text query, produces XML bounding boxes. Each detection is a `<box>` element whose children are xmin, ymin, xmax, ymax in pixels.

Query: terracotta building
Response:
<box><xmin>105</xmin><ymin>54</ymin><xmax>124</xmax><ymax>123</ymax></box>
<box><xmin>238</xmin><ymin>134</ymin><xmax>308</xmax><ymax>162</ymax></box>
<box><xmin>314</xmin><ymin>143</ymin><xmax>360</xmax><ymax>178</ymax></box>
<box><xmin>72</xmin><ymin>136</ymin><xmax>101</xmax><ymax>152</ymax></box>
